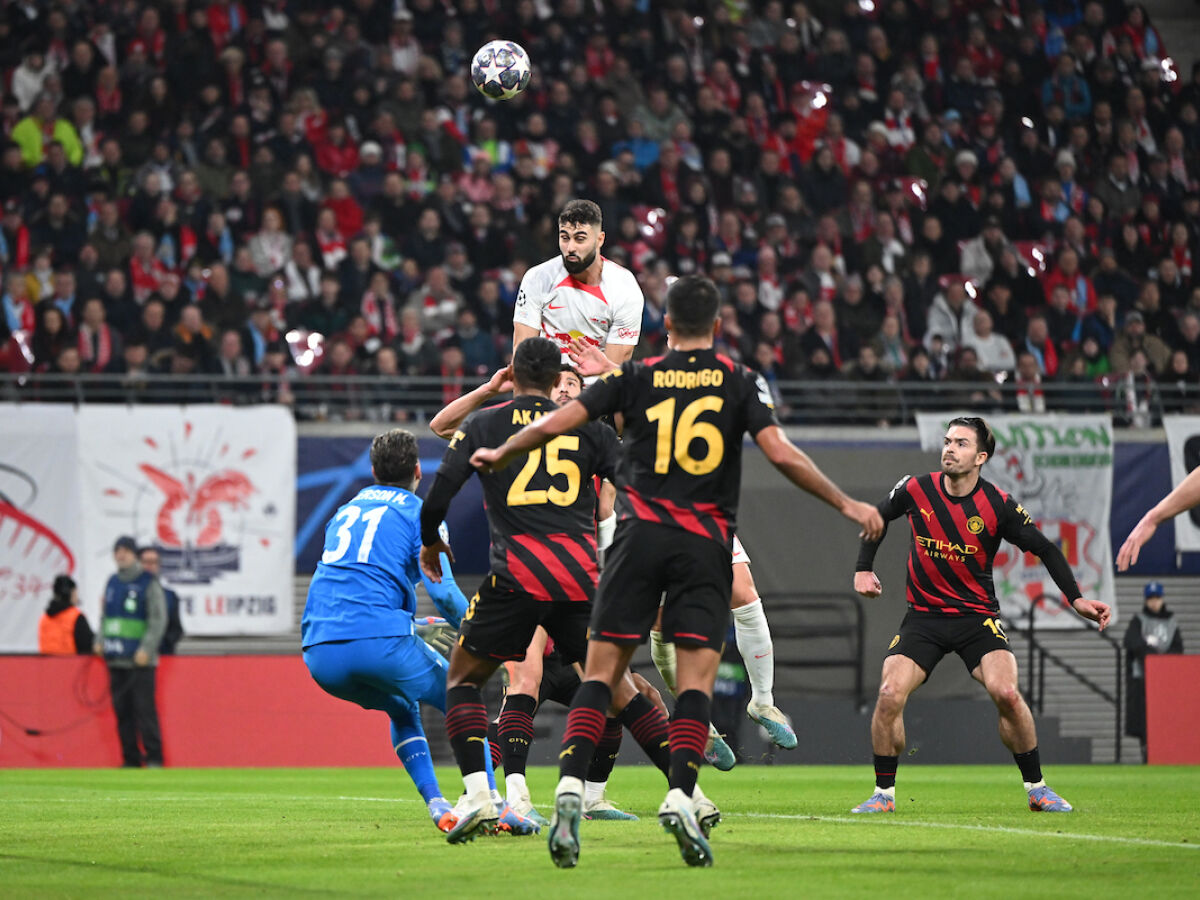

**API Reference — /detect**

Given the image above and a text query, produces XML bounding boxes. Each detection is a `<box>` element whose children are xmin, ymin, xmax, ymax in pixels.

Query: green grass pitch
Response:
<box><xmin>3</xmin><ymin>765</ymin><xmax>1198</xmax><ymax>897</ymax></box>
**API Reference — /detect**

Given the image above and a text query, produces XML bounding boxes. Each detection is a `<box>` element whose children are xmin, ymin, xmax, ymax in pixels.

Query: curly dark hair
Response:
<box><xmin>370</xmin><ymin>429</ymin><xmax>420</xmax><ymax>486</ymax></box>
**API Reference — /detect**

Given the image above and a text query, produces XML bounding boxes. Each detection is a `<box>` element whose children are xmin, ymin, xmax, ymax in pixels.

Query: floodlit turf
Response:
<box><xmin>2</xmin><ymin>765</ymin><xmax>1198</xmax><ymax>897</ymax></box>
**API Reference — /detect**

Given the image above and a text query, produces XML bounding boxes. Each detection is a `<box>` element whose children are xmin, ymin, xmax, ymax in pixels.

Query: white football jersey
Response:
<box><xmin>512</xmin><ymin>256</ymin><xmax>644</xmax><ymax>360</ymax></box>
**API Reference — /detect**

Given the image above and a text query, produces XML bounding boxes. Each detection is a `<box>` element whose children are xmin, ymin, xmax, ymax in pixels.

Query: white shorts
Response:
<box><xmin>732</xmin><ymin>535</ymin><xmax>750</xmax><ymax>566</ymax></box>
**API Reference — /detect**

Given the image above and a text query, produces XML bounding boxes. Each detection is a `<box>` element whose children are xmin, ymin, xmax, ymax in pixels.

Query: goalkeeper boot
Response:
<box><xmin>658</xmin><ymin>788</ymin><xmax>714</xmax><ymax>868</ymax></box>
<box><xmin>445</xmin><ymin>795</ymin><xmax>499</xmax><ymax>844</ymax></box>
<box><xmin>497</xmin><ymin>799</ymin><xmax>540</xmax><ymax>835</ymax></box>
<box><xmin>850</xmin><ymin>791</ymin><xmax>895</xmax><ymax>814</ymax></box>
<box><xmin>691</xmin><ymin>785</ymin><xmax>720</xmax><ymax>837</ymax></box>
<box><xmin>548</xmin><ymin>776</ymin><xmax>583</xmax><ymax>869</ymax></box>
<box><xmin>1028</xmin><ymin>785</ymin><xmax>1073</xmax><ymax>812</ymax></box>
<box><xmin>583</xmin><ymin>789</ymin><xmax>638</xmax><ymax>821</ymax></box>
<box><xmin>704</xmin><ymin>725</ymin><xmax>736</xmax><ymax>771</ymax></box>
<box><xmin>747</xmin><ymin>702</ymin><xmax>798</xmax><ymax>750</ymax></box>
<box><xmin>428</xmin><ymin>797</ymin><xmax>457</xmax><ymax>833</ymax></box>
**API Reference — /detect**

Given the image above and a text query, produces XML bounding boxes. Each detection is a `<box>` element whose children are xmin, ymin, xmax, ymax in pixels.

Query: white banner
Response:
<box><xmin>76</xmin><ymin>406</ymin><xmax>296</xmax><ymax>637</ymax></box>
<box><xmin>916</xmin><ymin>413</ymin><xmax>1116</xmax><ymax>629</ymax></box>
<box><xmin>0</xmin><ymin>405</ymin><xmax>82</xmax><ymax>652</ymax></box>
<box><xmin>1163</xmin><ymin>416</ymin><xmax>1200</xmax><ymax>553</ymax></box>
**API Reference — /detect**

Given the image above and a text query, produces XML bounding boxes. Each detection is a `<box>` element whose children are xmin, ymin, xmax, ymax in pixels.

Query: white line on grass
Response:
<box><xmin>2</xmin><ymin>794</ymin><xmax>416</xmax><ymax>804</ymax></box>
<box><xmin>734</xmin><ymin>813</ymin><xmax>1200</xmax><ymax>851</ymax></box>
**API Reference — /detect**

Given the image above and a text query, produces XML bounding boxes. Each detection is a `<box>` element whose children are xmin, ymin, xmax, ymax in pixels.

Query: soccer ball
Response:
<box><xmin>470</xmin><ymin>40</ymin><xmax>531</xmax><ymax>101</ymax></box>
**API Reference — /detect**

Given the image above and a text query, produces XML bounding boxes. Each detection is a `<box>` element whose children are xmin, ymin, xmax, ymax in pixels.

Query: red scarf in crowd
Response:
<box><xmin>78</xmin><ymin>322</ymin><xmax>113</xmax><ymax>372</ymax></box>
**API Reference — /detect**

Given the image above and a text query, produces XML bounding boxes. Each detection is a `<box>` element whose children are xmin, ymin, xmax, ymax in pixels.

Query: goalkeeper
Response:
<box><xmin>302</xmin><ymin>429</ymin><xmax>475</xmax><ymax>832</ymax></box>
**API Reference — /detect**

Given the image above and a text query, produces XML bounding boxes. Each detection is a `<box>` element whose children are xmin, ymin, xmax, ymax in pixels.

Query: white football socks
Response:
<box><xmin>650</xmin><ymin>629</ymin><xmax>678</xmax><ymax>695</ymax></box>
<box><xmin>733</xmin><ymin>599</ymin><xmax>775</xmax><ymax>708</ymax></box>
<box><xmin>505</xmin><ymin>772</ymin><xmax>528</xmax><ymax>802</ymax></box>
<box><xmin>463</xmin><ymin>771</ymin><xmax>490</xmax><ymax>804</ymax></box>
<box><xmin>584</xmin><ymin>781</ymin><xmax>606</xmax><ymax>804</ymax></box>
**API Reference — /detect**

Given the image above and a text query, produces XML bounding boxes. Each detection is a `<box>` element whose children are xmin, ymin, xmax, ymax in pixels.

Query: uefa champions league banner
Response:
<box><xmin>0</xmin><ymin>405</ymin><xmax>83</xmax><ymax>652</ymax></box>
<box><xmin>76</xmin><ymin>406</ymin><xmax>296</xmax><ymax>637</ymax></box>
<box><xmin>1162</xmin><ymin>416</ymin><xmax>1200</xmax><ymax>553</ymax></box>
<box><xmin>915</xmin><ymin>413</ymin><xmax>1117</xmax><ymax>629</ymax></box>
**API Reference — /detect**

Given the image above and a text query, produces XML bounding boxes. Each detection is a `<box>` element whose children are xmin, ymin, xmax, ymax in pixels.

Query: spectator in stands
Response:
<box><xmin>963</xmin><ymin>309</ymin><xmax>1015</xmax><ymax>375</ymax></box>
<box><xmin>924</xmin><ymin>280</ymin><xmax>977</xmax><ymax>353</ymax></box>
<box><xmin>960</xmin><ymin>216</ymin><xmax>1014</xmax><ymax>285</ymax></box>
<box><xmin>1110</xmin><ymin>310</ymin><xmax>1170</xmax><ymax>375</ymax></box>
<box><xmin>12</xmin><ymin>93</ymin><xmax>82</xmax><ymax>168</ymax></box>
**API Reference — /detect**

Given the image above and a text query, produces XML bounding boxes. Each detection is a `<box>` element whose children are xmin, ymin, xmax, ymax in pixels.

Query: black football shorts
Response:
<box><xmin>591</xmin><ymin>521</ymin><xmax>733</xmax><ymax>649</ymax></box>
<box><xmin>885</xmin><ymin>608</ymin><xmax>1014</xmax><ymax>677</ymax></box>
<box><xmin>537</xmin><ymin>649</ymin><xmax>582</xmax><ymax>707</ymax></box>
<box><xmin>458</xmin><ymin>575</ymin><xmax>591</xmax><ymax>664</ymax></box>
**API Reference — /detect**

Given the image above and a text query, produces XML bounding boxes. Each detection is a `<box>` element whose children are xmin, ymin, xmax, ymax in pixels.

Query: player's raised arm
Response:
<box><xmin>512</xmin><ymin>322</ymin><xmax>540</xmax><ymax>351</ymax></box>
<box><xmin>1000</xmin><ymin>496</ymin><xmax>1112</xmax><ymax>631</ymax></box>
<box><xmin>1117</xmin><ymin>467</ymin><xmax>1200</xmax><ymax>570</ymax></box>
<box><xmin>568</xmin><ymin>337</ymin><xmax>619</xmax><ymax>377</ymax></box>
<box><xmin>470</xmin><ymin>399</ymin><xmax>592</xmax><ymax>473</ymax></box>
<box><xmin>754</xmin><ymin>425</ymin><xmax>884</xmax><ymax>540</ymax></box>
<box><xmin>429</xmin><ymin>365</ymin><xmax>513</xmax><ymax>438</ymax></box>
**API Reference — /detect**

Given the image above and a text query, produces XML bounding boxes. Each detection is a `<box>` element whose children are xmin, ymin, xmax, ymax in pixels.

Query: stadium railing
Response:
<box><xmin>757</xmin><ymin>591</ymin><xmax>866</xmax><ymax>709</ymax></box>
<box><xmin>1018</xmin><ymin>593</ymin><xmax>1125</xmax><ymax>763</ymax></box>
<box><xmin>0</xmin><ymin>374</ymin><xmax>1176</xmax><ymax>427</ymax></box>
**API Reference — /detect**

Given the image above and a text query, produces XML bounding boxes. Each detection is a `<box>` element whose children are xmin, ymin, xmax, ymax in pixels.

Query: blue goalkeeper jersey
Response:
<box><xmin>302</xmin><ymin>485</ymin><xmax>463</xmax><ymax>649</ymax></box>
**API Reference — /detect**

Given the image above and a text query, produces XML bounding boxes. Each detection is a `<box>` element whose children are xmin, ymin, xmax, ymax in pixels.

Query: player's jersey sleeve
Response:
<box><xmin>996</xmin><ymin>495</ymin><xmax>1049</xmax><ymax>552</ymax></box>
<box><xmin>419</xmin><ymin>416</ymin><xmax>481</xmax><ymax>545</ymax></box>
<box><xmin>512</xmin><ymin>265</ymin><xmax>548</xmax><ymax>330</ymax></box>
<box><xmin>605</xmin><ymin>270</ymin><xmax>645</xmax><ymax>346</ymax></box>
<box><xmin>997</xmin><ymin>494</ymin><xmax>1083</xmax><ymax>599</ymax></box>
<box><xmin>591</xmin><ymin>421</ymin><xmax>621</xmax><ymax>483</ymax></box>
<box><xmin>855</xmin><ymin>475</ymin><xmax>914</xmax><ymax>571</ymax></box>
<box><xmin>738</xmin><ymin>366</ymin><xmax>781</xmax><ymax>436</ymax></box>
<box><xmin>578</xmin><ymin>362</ymin><xmax>636</xmax><ymax>421</ymax></box>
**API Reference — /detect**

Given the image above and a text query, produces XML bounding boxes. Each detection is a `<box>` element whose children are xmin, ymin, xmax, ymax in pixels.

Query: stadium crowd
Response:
<box><xmin>1</xmin><ymin>0</ymin><xmax>1199</xmax><ymax>424</ymax></box>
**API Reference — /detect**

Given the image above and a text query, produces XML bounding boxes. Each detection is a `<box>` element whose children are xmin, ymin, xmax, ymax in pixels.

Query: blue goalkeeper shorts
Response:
<box><xmin>303</xmin><ymin>635</ymin><xmax>449</xmax><ymax>715</ymax></box>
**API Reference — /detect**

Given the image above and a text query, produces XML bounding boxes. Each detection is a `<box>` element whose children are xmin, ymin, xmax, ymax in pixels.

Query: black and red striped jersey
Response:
<box><xmin>422</xmin><ymin>394</ymin><xmax>619</xmax><ymax>602</ymax></box>
<box><xmin>856</xmin><ymin>472</ymin><xmax>1081</xmax><ymax>616</ymax></box>
<box><xmin>578</xmin><ymin>347</ymin><xmax>779</xmax><ymax>548</ymax></box>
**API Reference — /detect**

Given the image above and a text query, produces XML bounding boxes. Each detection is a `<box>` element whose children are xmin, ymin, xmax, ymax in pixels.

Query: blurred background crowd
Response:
<box><xmin>1</xmin><ymin>0</ymin><xmax>1198</xmax><ymax>424</ymax></box>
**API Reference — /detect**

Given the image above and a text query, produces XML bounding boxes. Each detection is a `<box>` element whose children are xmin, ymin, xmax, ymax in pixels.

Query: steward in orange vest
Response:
<box><xmin>38</xmin><ymin>575</ymin><xmax>95</xmax><ymax>655</ymax></box>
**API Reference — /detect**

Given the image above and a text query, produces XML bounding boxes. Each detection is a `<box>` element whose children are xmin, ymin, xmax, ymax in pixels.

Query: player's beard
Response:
<box><xmin>941</xmin><ymin>456</ymin><xmax>970</xmax><ymax>477</ymax></box>
<box><xmin>562</xmin><ymin>245</ymin><xmax>598</xmax><ymax>274</ymax></box>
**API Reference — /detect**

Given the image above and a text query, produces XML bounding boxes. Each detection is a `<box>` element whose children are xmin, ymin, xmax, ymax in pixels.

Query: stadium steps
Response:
<box><xmin>1007</xmin><ymin>576</ymin><xmax>1200</xmax><ymax>764</ymax></box>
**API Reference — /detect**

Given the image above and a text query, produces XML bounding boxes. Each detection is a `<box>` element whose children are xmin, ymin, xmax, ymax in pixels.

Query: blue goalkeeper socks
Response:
<box><xmin>391</xmin><ymin>714</ymin><xmax>441</xmax><ymax>804</ymax></box>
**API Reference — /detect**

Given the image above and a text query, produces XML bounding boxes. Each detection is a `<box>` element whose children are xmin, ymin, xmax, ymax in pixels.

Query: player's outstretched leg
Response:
<box><xmin>444</xmin><ymin>684</ymin><xmax>500</xmax><ymax>843</ymax></box>
<box><xmin>584</xmin><ymin>717</ymin><xmax>636</xmax><ymax>820</ymax></box>
<box><xmin>731</xmin><ymin>552</ymin><xmax>797</xmax><ymax>751</ymax></box>
<box><xmin>852</xmin><ymin>655</ymin><xmax>923</xmax><ymax>813</ymax></box>
<box><xmin>659</xmin><ymin>688</ymin><xmax>714</xmax><ymax>867</ymax></box>
<box><xmin>389</xmin><ymin>704</ymin><xmax>456</xmax><ymax>832</ymax></box>
<box><xmin>498</xmin><ymin>693</ymin><xmax>545</xmax><ymax>824</ymax></box>
<box><xmin>975</xmin><ymin>649</ymin><xmax>1074</xmax><ymax>813</ymax></box>
<box><xmin>653</xmin><ymin>620</ymin><xmax>736</xmax><ymax>771</ymax></box>
<box><xmin>550</xmin><ymin>679</ymin><xmax>612</xmax><ymax>868</ymax></box>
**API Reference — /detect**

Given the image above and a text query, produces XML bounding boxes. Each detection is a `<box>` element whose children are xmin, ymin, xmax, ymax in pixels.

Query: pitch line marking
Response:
<box><xmin>2</xmin><ymin>794</ymin><xmax>416</xmax><ymax>804</ymax></box>
<box><xmin>735</xmin><ymin>813</ymin><xmax>1200</xmax><ymax>850</ymax></box>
